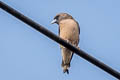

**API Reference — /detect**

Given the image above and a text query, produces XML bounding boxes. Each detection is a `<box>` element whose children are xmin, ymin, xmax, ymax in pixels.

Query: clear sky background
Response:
<box><xmin>0</xmin><ymin>0</ymin><xmax>120</xmax><ymax>80</ymax></box>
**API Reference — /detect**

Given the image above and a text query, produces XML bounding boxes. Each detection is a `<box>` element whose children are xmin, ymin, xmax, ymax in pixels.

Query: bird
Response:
<box><xmin>51</xmin><ymin>13</ymin><xmax>80</xmax><ymax>74</ymax></box>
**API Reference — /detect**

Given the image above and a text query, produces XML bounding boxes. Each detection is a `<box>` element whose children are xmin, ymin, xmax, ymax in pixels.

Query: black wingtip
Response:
<box><xmin>63</xmin><ymin>69</ymin><xmax>69</xmax><ymax>74</ymax></box>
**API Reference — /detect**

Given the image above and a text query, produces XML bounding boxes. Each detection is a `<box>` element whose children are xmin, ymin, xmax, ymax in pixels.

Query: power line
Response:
<box><xmin>0</xmin><ymin>1</ymin><xmax>120</xmax><ymax>79</ymax></box>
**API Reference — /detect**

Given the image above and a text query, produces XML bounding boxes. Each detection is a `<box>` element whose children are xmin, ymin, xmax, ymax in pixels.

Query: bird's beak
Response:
<box><xmin>51</xmin><ymin>19</ymin><xmax>57</xmax><ymax>24</ymax></box>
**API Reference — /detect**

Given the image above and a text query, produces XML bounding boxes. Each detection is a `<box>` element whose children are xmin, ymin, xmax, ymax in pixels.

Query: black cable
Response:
<box><xmin>0</xmin><ymin>1</ymin><xmax>120</xmax><ymax>79</ymax></box>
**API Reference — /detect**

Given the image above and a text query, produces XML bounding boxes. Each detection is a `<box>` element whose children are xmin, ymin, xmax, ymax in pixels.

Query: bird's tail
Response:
<box><xmin>62</xmin><ymin>63</ymin><xmax>70</xmax><ymax>74</ymax></box>
<box><xmin>61</xmin><ymin>47</ymin><xmax>73</xmax><ymax>74</ymax></box>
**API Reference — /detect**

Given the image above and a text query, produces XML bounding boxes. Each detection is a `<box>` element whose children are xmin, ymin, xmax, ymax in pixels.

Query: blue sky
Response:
<box><xmin>0</xmin><ymin>0</ymin><xmax>120</xmax><ymax>80</ymax></box>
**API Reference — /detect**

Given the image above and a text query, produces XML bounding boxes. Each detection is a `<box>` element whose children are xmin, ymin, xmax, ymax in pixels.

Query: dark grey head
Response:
<box><xmin>51</xmin><ymin>13</ymin><xmax>73</xmax><ymax>24</ymax></box>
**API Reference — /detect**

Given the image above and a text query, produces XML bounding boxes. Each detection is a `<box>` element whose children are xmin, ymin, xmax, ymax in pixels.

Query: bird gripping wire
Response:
<box><xmin>0</xmin><ymin>1</ymin><xmax>120</xmax><ymax>79</ymax></box>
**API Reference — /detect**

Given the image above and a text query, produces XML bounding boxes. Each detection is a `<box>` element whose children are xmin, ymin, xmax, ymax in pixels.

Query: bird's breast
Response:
<box><xmin>59</xmin><ymin>19</ymin><xmax>79</xmax><ymax>42</ymax></box>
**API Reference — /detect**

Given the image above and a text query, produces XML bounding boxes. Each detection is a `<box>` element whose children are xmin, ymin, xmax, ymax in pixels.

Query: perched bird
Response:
<box><xmin>51</xmin><ymin>13</ymin><xmax>80</xmax><ymax>74</ymax></box>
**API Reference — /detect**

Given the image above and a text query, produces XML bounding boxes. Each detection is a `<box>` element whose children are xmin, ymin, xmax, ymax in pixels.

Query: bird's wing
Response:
<box><xmin>76</xmin><ymin>21</ymin><xmax>80</xmax><ymax>35</ymax></box>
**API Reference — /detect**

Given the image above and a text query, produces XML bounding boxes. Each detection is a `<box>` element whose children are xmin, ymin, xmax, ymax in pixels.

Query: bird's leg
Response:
<box><xmin>66</xmin><ymin>40</ymin><xmax>70</xmax><ymax>44</ymax></box>
<box><xmin>60</xmin><ymin>40</ymin><xmax>70</xmax><ymax>49</ymax></box>
<box><xmin>74</xmin><ymin>43</ymin><xmax>80</xmax><ymax>50</ymax></box>
<box><xmin>71</xmin><ymin>42</ymin><xmax>80</xmax><ymax>52</ymax></box>
<box><xmin>77</xmin><ymin>46</ymin><xmax>80</xmax><ymax>50</ymax></box>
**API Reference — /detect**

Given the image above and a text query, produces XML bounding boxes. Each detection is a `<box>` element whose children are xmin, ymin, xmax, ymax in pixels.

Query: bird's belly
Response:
<box><xmin>60</xmin><ymin>27</ymin><xmax>79</xmax><ymax>42</ymax></box>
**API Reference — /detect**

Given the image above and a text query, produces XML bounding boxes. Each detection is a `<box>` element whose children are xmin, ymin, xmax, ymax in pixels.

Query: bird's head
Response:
<box><xmin>51</xmin><ymin>13</ymin><xmax>73</xmax><ymax>24</ymax></box>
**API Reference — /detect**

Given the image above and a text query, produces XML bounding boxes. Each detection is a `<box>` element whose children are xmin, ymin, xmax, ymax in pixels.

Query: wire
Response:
<box><xmin>0</xmin><ymin>1</ymin><xmax>120</xmax><ymax>79</ymax></box>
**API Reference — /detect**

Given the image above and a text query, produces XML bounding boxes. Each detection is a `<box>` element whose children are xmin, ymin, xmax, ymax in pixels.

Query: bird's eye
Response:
<box><xmin>55</xmin><ymin>15</ymin><xmax>59</xmax><ymax>19</ymax></box>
